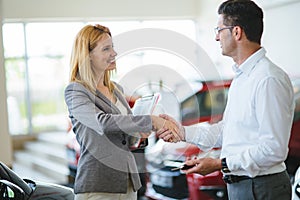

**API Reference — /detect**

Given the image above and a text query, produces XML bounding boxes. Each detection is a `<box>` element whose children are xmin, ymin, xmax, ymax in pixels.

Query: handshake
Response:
<box><xmin>150</xmin><ymin>114</ymin><xmax>185</xmax><ymax>143</ymax></box>
<box><xmin>150</xmin><ymin>114</ymin><xmax>222</xmax><ymax>176</ymax></box>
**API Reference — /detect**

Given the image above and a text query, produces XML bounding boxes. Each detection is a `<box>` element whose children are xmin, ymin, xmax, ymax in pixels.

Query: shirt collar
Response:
<box><xmin>232</xmin><ymin>64</ymin><xmax>242</xmax><ymax>76</ymax></box>
<box><xmin>232</xmin><ymin>47</ymin><xmax>266</xmax><ymax>77</ymax></box>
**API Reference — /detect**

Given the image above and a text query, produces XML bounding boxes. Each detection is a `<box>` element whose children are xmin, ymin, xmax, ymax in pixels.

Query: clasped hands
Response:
<box><xmin>151</xmin><ymin>114</ymin><xmax>185</xmax><ymax>143</ymax></box>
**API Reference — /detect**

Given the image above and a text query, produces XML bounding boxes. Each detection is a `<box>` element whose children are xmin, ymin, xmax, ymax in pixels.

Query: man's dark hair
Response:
<box><xmin>218</xmin><ymin>0</ymin><xmax>264</xmax><ymax>44</ymax></box>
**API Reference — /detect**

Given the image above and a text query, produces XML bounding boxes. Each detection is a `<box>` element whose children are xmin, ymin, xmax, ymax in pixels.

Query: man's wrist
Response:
<box><xmin>221</xmin><ymin>157</ymin><xmax>231</xmax><ymax>173</ymax></box>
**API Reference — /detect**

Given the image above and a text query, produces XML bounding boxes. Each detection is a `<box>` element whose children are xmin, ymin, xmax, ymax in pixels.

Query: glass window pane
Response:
<box><xmin>142</xmin><ymin>20</ymin><xmax>196</xmax><ymax>41</ymax></box>
<box><xmin>5</xmin><ymin>59</ymin><xmax>29</xmax><ymax>134</ymax></box>
<box><xmin>26</xmin><ymin>22</ymin><xmax>83</xmax><ymax>57</ymax></box>
<box><xmin>102</xmin><ymin>20</ymin><xmax>198</xmax><ymax>95</ymax></box>
<box><xmin>2</xmin><ymin>23</ymin><xmax>25</xmax><ymax>58</ymax></box>
<box><xmin>3</xmin><ymin>20</ymin><xmax>197</xmax><ymax>135</ymax></box>
<box><xmin>88</xmin><ymin>21</ymin><xmax>141</xmax><ymax>36</ymax></box>
<box><xmin>25</xmin><ymin>22</ymin><xmax>83</xmax><ymax>133</ymax></box>
<box><xmin>28</xmin><ymin>57</ymin><xmax>69</xmax><ymax>132</ymax></box>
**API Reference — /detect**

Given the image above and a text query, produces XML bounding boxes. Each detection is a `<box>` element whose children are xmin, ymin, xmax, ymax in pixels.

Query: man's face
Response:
<box><xmin>215</xmin><ymin>14</ymin><xmax>236</xmax><ymax>57</ymax></box>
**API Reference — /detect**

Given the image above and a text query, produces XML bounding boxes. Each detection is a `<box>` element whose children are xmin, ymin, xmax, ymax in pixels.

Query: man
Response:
<box><xmin>157</xmin><ymin>0</ymin><xmax>294</xmax><ymax>199</ymax></box>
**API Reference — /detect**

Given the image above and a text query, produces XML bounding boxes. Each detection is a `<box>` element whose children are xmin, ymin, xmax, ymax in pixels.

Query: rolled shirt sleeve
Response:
<box><xmin>185</xmin><ymin>120</ymin><xmax>223</xmax><ymax>152</ymax></box>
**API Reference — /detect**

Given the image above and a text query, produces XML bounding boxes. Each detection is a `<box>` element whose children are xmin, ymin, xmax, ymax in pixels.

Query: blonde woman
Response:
<box><xmin>64</xmin><ymin>24</ymin><xmax>179</xmax><ymax>200</ymax></box>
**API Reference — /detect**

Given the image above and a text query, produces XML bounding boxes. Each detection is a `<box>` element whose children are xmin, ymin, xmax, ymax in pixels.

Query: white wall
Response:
<box><xmin>263</xmin><ymin>2</ymin><xmax>300</xmax><ymax>76</ymax></box>
<box><xmin>195</xmin><ymin>0</ymin><xmax>300</xmax><ymax>78</ymax></box>
<box><xmin>0</xmin><ymin>0</ymin><xmax>13</xmax><ymax>166</ymax></box>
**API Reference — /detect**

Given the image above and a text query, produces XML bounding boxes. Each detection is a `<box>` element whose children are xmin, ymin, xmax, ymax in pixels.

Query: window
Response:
<box><xmin>3</xmin><ymin>20</ymin><xmax>196</xmax><ymax>135</ymax></box>
<box><xmin>4</xmin><ymin>23</ymin><xmax>28</xmax><ymax>134</ymax></box>
<box><xmin>3</xmin><ymin>22</ymin><xmax>83</xmax><ymax>134</ymax></box>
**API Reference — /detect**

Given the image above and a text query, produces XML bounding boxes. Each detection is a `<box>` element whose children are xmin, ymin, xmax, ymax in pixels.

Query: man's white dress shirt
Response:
<box><xmin>185</xmin><ymin>48</ymin><xmax>295</xmax><ymax>177</ymax></box>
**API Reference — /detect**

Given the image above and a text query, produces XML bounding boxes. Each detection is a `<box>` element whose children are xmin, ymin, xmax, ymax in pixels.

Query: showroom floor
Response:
<box><xmin>12</xmin><ymin>132</ymin><xmax>70</xmax><ymax>185</ymax></box>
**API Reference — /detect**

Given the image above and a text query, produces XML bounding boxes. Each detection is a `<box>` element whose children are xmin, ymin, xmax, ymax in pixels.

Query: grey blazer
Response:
<box><xmin>64</xmin><ymin>82</ymin><xmax>152</xmax><ymax>194</ymax></box>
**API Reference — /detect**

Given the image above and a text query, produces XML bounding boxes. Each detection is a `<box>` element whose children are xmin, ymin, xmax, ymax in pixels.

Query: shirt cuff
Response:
<box><xmin>184</xmin><ymin>125</ymin><xmax>200</xmax><ymax>144</ymax></box>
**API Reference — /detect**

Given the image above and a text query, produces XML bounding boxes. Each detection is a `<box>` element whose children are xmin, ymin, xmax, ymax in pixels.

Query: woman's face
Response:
<box><xmin>89</xmin><ymin>33</ymin><xmax>117</xmax><ymax>75</ymax></box>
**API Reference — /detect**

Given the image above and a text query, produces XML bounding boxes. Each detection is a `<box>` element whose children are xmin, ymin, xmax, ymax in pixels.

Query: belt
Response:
<box><xmin>223</xmin><ymin>175</ymin><xmax>251</xmax><ymax>184</ymax></box>
<box><xmin>223</xmin><ymin>171</ymin><xmax>287</xmax><ymax>184</ymax></box>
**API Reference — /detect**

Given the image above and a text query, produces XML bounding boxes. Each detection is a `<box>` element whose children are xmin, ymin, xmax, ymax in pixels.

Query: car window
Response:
<box><xmin>181</xmin><ymin>88</ymin><xmax>228</xmax><ymax>123</ymax></box>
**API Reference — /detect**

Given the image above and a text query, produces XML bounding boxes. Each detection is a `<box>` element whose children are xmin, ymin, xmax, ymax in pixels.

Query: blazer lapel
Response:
<box><xmin>114</xmin><ymin>90</ymin><xmax>133</xmax><ymax>115</ymax></box>
<box><xmin>95</xmin><ymin>90</ymin><xmax>120</xmax><ymax>114</ymax></box>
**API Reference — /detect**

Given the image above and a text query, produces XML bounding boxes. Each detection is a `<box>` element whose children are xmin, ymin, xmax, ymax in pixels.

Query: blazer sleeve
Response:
<box><xmin>64</xmin><ymin>82</ymin><xmax>152</xmax><ymax>135</ymax></box>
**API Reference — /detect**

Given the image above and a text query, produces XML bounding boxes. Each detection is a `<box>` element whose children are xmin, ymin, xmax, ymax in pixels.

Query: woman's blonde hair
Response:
<box><xmin>69</xmin><ymin>24</ymin><xmax>115</xmax><ymax>94</ymax></box>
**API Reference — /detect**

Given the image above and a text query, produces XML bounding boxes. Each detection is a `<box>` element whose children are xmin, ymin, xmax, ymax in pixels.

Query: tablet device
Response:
<box><xmin>132</xmin><ymin>93</ymin><xmax>160</xmax><ymax>115</ymax></box>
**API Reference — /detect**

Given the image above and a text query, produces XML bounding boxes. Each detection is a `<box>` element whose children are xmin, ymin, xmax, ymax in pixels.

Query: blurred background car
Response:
<box><xmin>145</xmin><ymin>79</ymin><xmax>230</xmax><ymax>200</ymax></box>
<box><xmin>145</xmin><ymin>77</ymin><xmax>300</xmax><ymax>200</ymax></box>
<box><xmin>0</xmin><ymin>161</ymin><xmax>74</xmax><ymax>200</ymax></box>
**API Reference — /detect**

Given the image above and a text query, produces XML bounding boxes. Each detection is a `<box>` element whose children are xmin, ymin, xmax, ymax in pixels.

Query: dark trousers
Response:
<box><xmin>227</xmin><ymin>170</ymin><xmax>291</xmax><ymax>200</ymax></box>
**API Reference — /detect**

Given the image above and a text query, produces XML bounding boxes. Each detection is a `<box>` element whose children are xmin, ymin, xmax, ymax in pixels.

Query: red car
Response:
<box><xmin>145</xmin><ymin>80</ymin><xmax>231</xmax><ymax>200</ymax></box>
<box><xmin>179</xmin><ymin>78</ymin><xmax>300</xmax><ymax>177</ymax></box>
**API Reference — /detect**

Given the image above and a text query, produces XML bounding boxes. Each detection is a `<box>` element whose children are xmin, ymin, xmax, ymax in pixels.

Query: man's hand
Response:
<box><xmin>182</xmin><ymin>157</ymin><xmax>222</xmax><ymax>175</ymax></box>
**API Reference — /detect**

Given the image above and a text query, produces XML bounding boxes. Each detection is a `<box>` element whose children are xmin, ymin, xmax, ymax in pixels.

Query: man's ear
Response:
<box><xmin>233</xmin><ymin>26</ymin><xmax>242</xmax><ymax>40</ymax></box>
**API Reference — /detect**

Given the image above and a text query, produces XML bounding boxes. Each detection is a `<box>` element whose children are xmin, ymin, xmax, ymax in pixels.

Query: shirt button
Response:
<box><xmin>122</xmin><ymin>140</ymin><xmax>126</xmax><ymax>145</ymax></box>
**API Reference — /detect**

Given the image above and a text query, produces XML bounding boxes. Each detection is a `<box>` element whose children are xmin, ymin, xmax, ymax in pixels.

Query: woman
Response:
<box><xmin>64</xmin><ymin>24</ymin><xmax>177</xmax><ymax>200</ymax></box>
